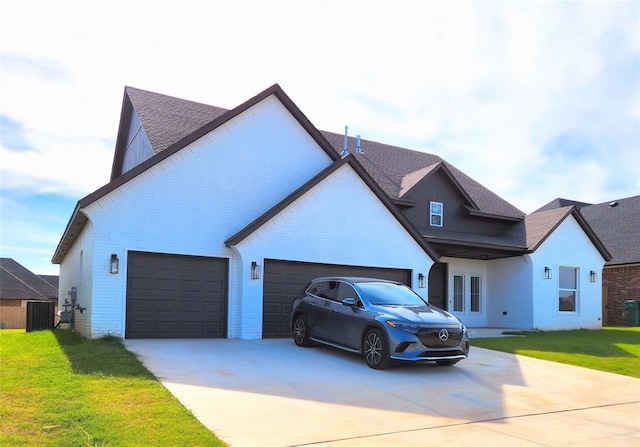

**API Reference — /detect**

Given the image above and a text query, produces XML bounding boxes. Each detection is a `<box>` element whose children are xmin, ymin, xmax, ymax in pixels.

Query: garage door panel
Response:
<box><xmin>155</xmin><ymin>300</ymin><xmax>177</xmax><ymax>312</ymax></box>
<box><xmin>263</xmin><ymin>259</ymin><xmax>411</xmax><ymax>338</ymax></box>
<box><xmin>126</xmin><ymin>252</ymin><xmax>228</xmax><ymax>339</ymax></box>
<box><xmin>179</xmin><ymin>279</ymin><xmax>201</xmax><ymax>293</ymax></box>
<box><xmin>128</xmin><ymin>278</ymin><xmax>153</xmax><ymax>290</ymax></box>
<box><xmin>178</xmin><ymin>301</ymin><xmax>201</xmax><ymax>313</ymax></box>
<box><xmin>203</xmin><ymin>322</ymin><xmax>224</xmax><ymax>334</ymax></box>
<box><xmin>203</xmin><ymin>301</ymin><xmax>224</xmax><ymax>313</ymax></box>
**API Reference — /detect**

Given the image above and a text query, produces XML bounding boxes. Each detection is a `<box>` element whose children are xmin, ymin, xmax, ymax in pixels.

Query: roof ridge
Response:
<box><xmin>0</xmin><ymin>260</ymin><xmax>50</xmax><ymax>300</ymax></box>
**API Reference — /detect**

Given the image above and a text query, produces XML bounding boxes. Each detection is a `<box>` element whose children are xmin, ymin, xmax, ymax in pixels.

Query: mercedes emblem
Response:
<box><xmin>438</xmin><ymin>329</ymin><xmax>449</xmax><ymax>342</ymax></box>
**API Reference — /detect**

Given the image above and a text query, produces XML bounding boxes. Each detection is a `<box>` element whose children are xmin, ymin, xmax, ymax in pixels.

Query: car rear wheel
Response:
<box><xmin>292</xmin><ymin>314</ymin><xmax>312</xmax><ymax>347</ymax></box>
<box><xmin>363</xmin><ymin>328</ymin><xmax>390</xmax><ymax>369</ymax></box>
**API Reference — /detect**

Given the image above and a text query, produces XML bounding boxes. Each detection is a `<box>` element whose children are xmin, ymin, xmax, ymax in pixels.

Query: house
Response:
<box><xmin>52</xmin><ymin>84</ymin><xmax>610</xmax><ymax>339</ymax></box>
<box><xmin>0</xmin><ymin>258</ymin><xmax>59</xmax><ymax>329</ymax></box>
<box><xmin>537</xmin><ymin>196</ymin><xmax>640</xmax><ymax>326</ymax></box>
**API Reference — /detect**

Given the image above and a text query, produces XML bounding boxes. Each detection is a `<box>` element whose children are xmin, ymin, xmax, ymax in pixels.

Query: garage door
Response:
<box><xmin>263</xmin><ymin>259</ymin><xmax>411</xmax><ymax>338</ymax></box>
<box><xmin>126</xmin><ymin>252</ymin><xmax>228</xmax><ymax>339</ymax></box>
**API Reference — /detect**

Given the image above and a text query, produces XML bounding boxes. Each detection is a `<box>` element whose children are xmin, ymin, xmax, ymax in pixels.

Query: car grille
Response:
<box><xmin>417</xmin><ymin>328</ymin><xmax>463</xmax><ymax>348</ymax></box>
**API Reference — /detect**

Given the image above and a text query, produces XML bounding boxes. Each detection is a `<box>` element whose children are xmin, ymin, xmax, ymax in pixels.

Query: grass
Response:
<box><xmin>0</xmin><ymin>329</ymin><xmax>226</xmax><ymax>447</ymax></box>
<box><xmin>472</xmin><ymin>327</ymin><xmax>640</xmax><ymax>378</ymax></box>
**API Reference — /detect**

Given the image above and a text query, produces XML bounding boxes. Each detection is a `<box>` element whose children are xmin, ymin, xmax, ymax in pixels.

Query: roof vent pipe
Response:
<box><xmin>341</xmin><ymin>125</ymin><xmax>349</xmax><ymax>157</ymax></box>
<box><xmin>356</xmin><ymin>135</ymin><xmax>362</xmax><ymax>153</ymax></box>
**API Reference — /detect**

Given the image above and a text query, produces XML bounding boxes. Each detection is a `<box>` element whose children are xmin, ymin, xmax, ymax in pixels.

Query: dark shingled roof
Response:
<box><xmin>125</xmin><ymin>86</ymin><xmax>228</xmax><ymax>155</ymax></box>
<box><xmin>117</xmin><ymin>87</ymin><xmax>524</xmax><ymax>219</ymax></box>
<box><xmin>0</xmin><ymin>258</ymin><xmax>58</xmax><ymax>300</ymax></box>
<box><xmin>56</xmin><ymin>85</ymin><xmax>610</xmax><ymax>263</ymax></box>
<box><xmin>534</xmin><ymin>196</ymin><xmax>638</xmax><ymax>265</ymax></box>
<box><xmin>579</xmin><ymin>196</ymin><xmax>640</xmax><ymax>266</ymax></box>
<box><xmin>535</xmin><ymin>198</ymin><xmax>592</xmax><ymax>212</ymax></box>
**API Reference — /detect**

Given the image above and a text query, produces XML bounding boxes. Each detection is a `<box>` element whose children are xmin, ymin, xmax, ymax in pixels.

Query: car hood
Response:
<box><xmin>375</xmin><ymin>305</ymin><xmax>461</xmax><ymax>326</ymax></box>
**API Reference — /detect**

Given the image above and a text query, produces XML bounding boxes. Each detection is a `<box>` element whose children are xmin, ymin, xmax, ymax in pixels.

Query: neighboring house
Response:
<box><xmin>538</xmin><ymin>196</ymin><xmax>640</xmax><ymax>326</ymax></box>
<box><xmin>0</xmin><ymin>258</ymin><xmax>59</xmax><ymax>329</ymax></box>
<box><xmin>52</xmin><ymin>84</ymin><xmax>610</xmax><ymax>339</ymax></box>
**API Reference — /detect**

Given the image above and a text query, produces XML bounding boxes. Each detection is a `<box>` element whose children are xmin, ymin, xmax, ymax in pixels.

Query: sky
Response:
<box><xmin>1</xmin><ymin>0</ymin><xmax>639</xmax><ymax>275</ymax></box>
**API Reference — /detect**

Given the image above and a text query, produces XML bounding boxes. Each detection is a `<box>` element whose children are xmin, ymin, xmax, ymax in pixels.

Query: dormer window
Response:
<box><xmin>430</xmin><ymin>201</ymin><xmax>443</xmax><ymax>227</ymax></box>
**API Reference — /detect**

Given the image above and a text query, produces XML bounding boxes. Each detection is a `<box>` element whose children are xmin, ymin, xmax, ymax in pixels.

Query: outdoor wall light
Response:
<box><xmin>544</xmin><ymin>266</ymin><xmax>552</xmax><ymax>280</ymax></box>
<box><xmin>590</xmin><ymin>270</ymin><xmax>597</xmax><ymax>283</ymax></box>
<box><xmin>251</xmin><ymin>261</ymin><xmax>260</xmax><ymax>280</ymax></box>
<box><xmin>110</xmin><ymin>254</ymin><xmax>119</xmax><ymax>274</ymax></box>
<box><xmin>418</xmin><ymin>273</ymin><xmax>426</xmax><ymax>288</ymax></box>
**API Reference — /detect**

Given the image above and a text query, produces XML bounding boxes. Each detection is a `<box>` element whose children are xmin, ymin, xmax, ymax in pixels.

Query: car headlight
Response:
<box><xmin>385</xmin><ymin>320</ymin><xmax>421</xmax><ymax>333</ymax></box>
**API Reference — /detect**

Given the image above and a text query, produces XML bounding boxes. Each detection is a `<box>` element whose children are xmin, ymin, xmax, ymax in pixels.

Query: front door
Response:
<box><xmin>428</xmin><ymin>262</ymin><xmax>447</xmax><ymax>310</ymax></box>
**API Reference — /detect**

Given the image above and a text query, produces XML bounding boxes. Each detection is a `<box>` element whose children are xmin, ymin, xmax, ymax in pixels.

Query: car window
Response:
<box><xmin>357</xmin><ymin>282</ymin><xmax>427</xmax><ymax>306</ymax></box>
<box><xmin>315</xmin><ymin>281</ymin><xmax>339</xmax><ymax>301</ymax></box>
<box><xmin>336</xmin><ymin>283</ymin><xmax>356</xmax><ymax>301</ymax></box>
<box><xmin>336</xmin><ymin>283</ymin><xmax>364</xmax><ymax>307</ymax></box>
<box><xmin>306</xmin><ymin>282</ymin><xmax>322</xmax><ymax>296</ymax></box>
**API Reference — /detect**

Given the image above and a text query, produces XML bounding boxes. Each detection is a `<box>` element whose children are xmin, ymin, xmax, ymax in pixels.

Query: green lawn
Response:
<box><xmin>472</xmin><ymin>327</ymin><xmax>640</xmax><ymax>378</ymax></box>
<box><xmin>0</xmin><ymin>329</ymin><xmax>226</xmax><ymax>447</ymax></box>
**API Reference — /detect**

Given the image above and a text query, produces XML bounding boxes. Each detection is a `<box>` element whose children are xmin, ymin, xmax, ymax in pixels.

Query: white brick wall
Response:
<box><xmin>233</xmin><ymin>164</ymin><xmax>435</xmax><ymax>339</ymax></box>
<box><xmin>62</xmin><ymin>94</ymin><xmax>336</xmax><ymax>338</ymax></box>
<box><xmin>529</xmin><ymin>215</ymin><xmax>606</xmax><ymax>330</ymax></box>
<box><xmin>58</xmin><ymin>217</ymin><xmax>94</xmax><ymax>337</ymax></box>
<box><xmin>486</xmin><ymin>255</ymin><xmax>534</xmax><ymax>328</ymax></box>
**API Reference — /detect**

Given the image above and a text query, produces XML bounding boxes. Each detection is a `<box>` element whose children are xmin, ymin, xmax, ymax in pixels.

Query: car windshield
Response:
<box><xmin>357</xmin><ymin>282</ymin><xmax>427</xmax><ymax>306</ymax></box>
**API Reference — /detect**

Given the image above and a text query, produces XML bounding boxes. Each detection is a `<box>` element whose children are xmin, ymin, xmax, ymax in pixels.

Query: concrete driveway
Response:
<box><xmin>125</xmin><ymin>338</ymin><xmax>640</xmax><ymax>447</ymax></box>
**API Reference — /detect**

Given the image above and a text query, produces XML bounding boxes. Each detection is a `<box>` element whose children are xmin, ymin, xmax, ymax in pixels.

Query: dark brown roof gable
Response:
<box><xmin>523</xmin><ymin>207</ymin><xmax>611</xmax><ymax>260</ymax></box>
<box><xmin>225</xmin><ymin>154</ymin><xmax>440</xmax><ymax>261</ymax></box>
<box><xmin>319</xmin><ymin>131</ymin><xmax>524</xmax><ymax>219</ymax></box>
<box><xmin>0</xmin><ymin>258</ymin><xmax>58</xmax><ymax>300</ymax></box>
<box><xmin>398</xmin><ymin>161</ymin><xmax>477</xmax><ymax>208</ymax></box>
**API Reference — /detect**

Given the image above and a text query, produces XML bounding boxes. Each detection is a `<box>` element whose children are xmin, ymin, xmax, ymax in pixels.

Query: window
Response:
<box><xmin>470</xmin><ymin>276</ymin><xmax>481</xmax><ymax>312</ymax></box>
<box><xmin>453</xmin><ymin>275</ymin><xmax>464</xmax><ymax>312</ymax></box>
<box><xmin>315</xmin><ymin>281</ymin><xmax>339</xmax><ymax>301</ymax></box>
<box><xmin>559</xmin><ymin>267</ymin><xmax>578</xmax><ymax>312</ymax></box>
<box><xmin>430</xmin><ymin>201</ymin><xmax>443</xmax><ymax>227</ymax></box>
<box><xmin>336</xmin><ymin>283</ymin><xmax>357</xmax><ymax>302</ymax></box>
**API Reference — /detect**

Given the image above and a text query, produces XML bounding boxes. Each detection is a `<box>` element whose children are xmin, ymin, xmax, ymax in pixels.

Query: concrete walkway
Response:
<box><xmin>125</xmin><ymin>338</ymin><xmax>640</xmax><ymax>447</ymax></box>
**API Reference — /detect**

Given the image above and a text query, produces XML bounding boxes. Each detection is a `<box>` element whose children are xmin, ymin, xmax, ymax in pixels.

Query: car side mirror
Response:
<box><xmin>342</xmin><ymin>297</ymin><xmax>357</xmax><ymax>307</ymax></box>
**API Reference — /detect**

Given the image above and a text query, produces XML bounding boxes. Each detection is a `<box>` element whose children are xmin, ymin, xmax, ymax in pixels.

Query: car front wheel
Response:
<box><xmin>292</xmin><ymin>314</ymin><xmax>312</xmax><ymax>347</ymax></box>
<box><xmin>363</xmin><ymin>328</ymin><xmax>390</xmax><ymax>369</ymax></box>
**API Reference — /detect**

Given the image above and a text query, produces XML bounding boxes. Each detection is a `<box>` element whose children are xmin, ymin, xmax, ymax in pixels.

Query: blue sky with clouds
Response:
<box><xmin>1</xmin><ymin>1</ymin><xmax>638</xmax><ymax>275</ymax></box>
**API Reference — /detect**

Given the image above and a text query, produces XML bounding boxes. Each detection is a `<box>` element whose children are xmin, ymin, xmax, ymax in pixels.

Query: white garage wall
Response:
<box><xmin>58</xmin><ymin>218</ymin><xmax>94</xmax><ymax>337</ymax></box>
<box><xmin>66</xmin><ymin>94</ymin><xmax>335</xmax><ymax>338</ymax></box>
<box><xmin>233</xmin><ymin>164</ymin><xmax>435</xmax><ymax>339</ymax></box>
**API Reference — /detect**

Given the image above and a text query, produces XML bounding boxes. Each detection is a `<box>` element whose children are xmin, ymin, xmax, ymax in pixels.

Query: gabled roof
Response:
<box><xmin>0</xmin><ymin>258</ymin><xmax>58</xmax><ymax>300</ymax></box>
<box><xmin>225</xmin><ymin>154</ymin><xmax>440</xmax><ymax>261</ymax></box>
<box><xmin>320</xmin><ymin>131</ymin><xmax>525</xmax><ymax>219</ymax></box>
<box><xmin>53</xmin><ymin>84</ymin><xmax>341</xmax><ymax>264</ymax></box>
<box><xmin>515</xmin><ymin>206</ymin><xmax>611</xmax><ymax>259</ymax></box>
<box><xmin>107</xmin><ymin>86</ymin><xmax>525</xmax><ymax>220</ymax></box>
<box><xmin>578</xmin><ymin>196</ymin><xmax>640</xmax><ymax>266</ymax></box>
<box><xmin>535</xmin><ymin>198</ymin><xmax>592</xmax><ymax>212</ymax></box>
<box><xmin>110</xmin><ymin>84</ymin><xmax>340</xmax><ymax>180</ymax></box>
